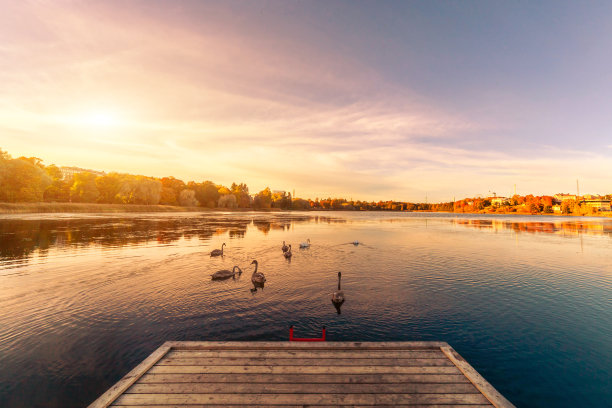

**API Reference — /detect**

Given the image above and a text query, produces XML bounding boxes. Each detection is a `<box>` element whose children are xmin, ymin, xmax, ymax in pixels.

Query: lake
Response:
<box><xmin>0</xmin><ymin>211</ymin><xmax>611</xmax><ymax>407</ymax></box>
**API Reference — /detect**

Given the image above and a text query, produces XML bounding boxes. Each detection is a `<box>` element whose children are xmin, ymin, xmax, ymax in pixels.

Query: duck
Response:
<box><xmin>331</xmin><ymin>272</ymin><xmax>345</xmax><ymax>305</ymax></box>
<box><xmin>210</xmin><ymin>243</ymin><xmax>226</xmax><ymax>257</ymax></box>
<box><xmin>211</xmin><ymin>266</ymin><xmax>242</xmax><ymax>280</ymax></box>
<box><xmin>352</xmin><ymin>241</ymin><xmax>360</xmax><ymax>246</ymax></box>
<box><xmin>250</xmin><ymin>260</ymin><xmax>266</xmax><ymax>284</ymax></box>
<box><xmin>299</xmin><ymin>238</ymin><xmax>311</xmax><ymax>249</ymax></box>
<box><xmin>284</xmin><ymin>244</ymin><xmax>292</xmax><ymax>259</ymax></box>
<box><xmin>281</xmin><ymin>241</ymin><xmax>289</xmax><ymax>252</ymax></box>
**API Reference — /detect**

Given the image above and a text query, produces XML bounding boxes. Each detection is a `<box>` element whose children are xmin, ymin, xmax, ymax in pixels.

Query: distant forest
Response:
<box><xmin>0</xmin><ymin>148</ymin><xmax>608</xmax><ymax>215</ymax></box>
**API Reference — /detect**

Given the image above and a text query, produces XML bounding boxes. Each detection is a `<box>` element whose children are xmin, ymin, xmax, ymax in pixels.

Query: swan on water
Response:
<box><xmin>210</xmin><ymin>243</ymin><xmax>226</xmax><ymax>257</ymax></box>
<box><xmin>331</xmin><ymin>272</ymin><xmax>345</xmax><ymax>305</ymax></box>
<box><xmin>299</xmin><ymin>238</ymin><xmax>311</xmax><ymax>249</ymax></box>
<box><xmin>211</xmin><ymin>266</ymin><xmax>242</xmax><ymax>280</ymax></box>
<box><xmin>284</xmin><ymin>244</ymin><xmax>292</xmax><ymax>259</ymax></box>
<box><xmin>282</xmin><ymin>241</ymin><xmax>289</xmax><ymax>252</ymax></box>
<box><xmin>250</xmin><ymin>260</ymin><xmax>266</xmax><ymax>284</ymax></box>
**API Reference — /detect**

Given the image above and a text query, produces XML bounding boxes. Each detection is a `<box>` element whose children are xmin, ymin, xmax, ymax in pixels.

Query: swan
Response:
<box><xmin>211</xmin><ymin>266</ymin><xmax>242</xmax><ymax>280</ymax></box>
<box><xmin>299</xmin><ymin>238</ymin><xmax>311</xmax><ymax>249</ymax></box>
<box><xmin>282</xmin><ymin>241</ymin><xmax>289</xmax><ymax>252</ymax></box>
<box><xmin>284</xmin><ymin>244</ymin><xmax>292</xmax><ymax>259</ymax></box>
<box><xmin>250</xmin><ymin>260</ymin><xmax>266</xmax><ymax>284</ymax></box>
<box><xmin>331</xmin><ymin>272</ymin><xmax>345</xmax><ymax>305</ymax></box>
<box><xmin>210</xmin><ymin>243</ymin><xmax>226</xmax><ymax>257</ymax></box>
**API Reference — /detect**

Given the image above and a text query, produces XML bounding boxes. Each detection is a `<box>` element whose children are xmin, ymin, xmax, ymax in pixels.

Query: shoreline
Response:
<box><xmin>0</xmin><ymin>202</ymin><xmax>611</xmax><ymax>217</ymax></box>
<box><xmin>0</xmin><ymin>202</ymin><xmax>282</xmax><ymax>214</ymax></box>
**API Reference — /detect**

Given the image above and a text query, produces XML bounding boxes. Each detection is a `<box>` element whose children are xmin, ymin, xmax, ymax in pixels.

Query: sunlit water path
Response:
<box><xmin>0</xmin><ymin>212</ymin><xmax>611</xmax><ymax>407</ymax></box>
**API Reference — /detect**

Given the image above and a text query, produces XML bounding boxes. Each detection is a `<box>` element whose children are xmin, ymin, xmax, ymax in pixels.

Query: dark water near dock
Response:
<box><xmin>0</xmin><ymin>212</ymin><xmax>611</xmax><ymax>407</ymax></box>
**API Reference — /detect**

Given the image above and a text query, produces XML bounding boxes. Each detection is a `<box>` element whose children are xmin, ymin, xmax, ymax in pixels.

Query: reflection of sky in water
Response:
<box><xmin>0</xmin><ymin>212</ymin><xmax>610</xmax><ymax>408</ymax></box>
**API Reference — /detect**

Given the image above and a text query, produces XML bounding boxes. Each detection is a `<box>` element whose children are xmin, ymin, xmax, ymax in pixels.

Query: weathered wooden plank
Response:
<box><xmin>87</xmin><ymin>343</ymin><xmax>172</xmax><ymax>408</ymax></box>
<box><xmin>147</xmin><ymin>364</ymin><xmax>461</xmax><ymax>375</ymax></box>
<box><xmin>126</xmin><ymin>382</ymin><xmax>479</xmax><ymax>394</ymax></box>
<box><xmin>164</xmin><ymin>341</ymin><xmax>449</xmax><ymax>350</ymax></box>
<box><xmin>156</xmin><ymin>357</ymin><xmax>454</xmax><ymax>367</ymax></box>
<box><xmin>441</xmin><ymin>347</ymin><xmax>515</xmax><ymax>408</ymax></box>
<box><xmin>166</xmin><ymin>349</ymin><xmax>446</xmax><ymax>359</ymax></box>
<box><xmin>137</xmin><ymin>372</ymin><xmax>472</xmax><ymax>384</ymax></box>
<box><xmin>113</xmin><ymin>392</ymin><xmax>491</xmax><ymax>405</ymax></box>
<box><xmin>111</xmin><ymin>405</ymin><xmax>494</xmax><ymax>408</ymax></box>
<box><xmin>92</xmin><ymin>342</ymin><xmax>507</xmax><ymax>408</ymax></box>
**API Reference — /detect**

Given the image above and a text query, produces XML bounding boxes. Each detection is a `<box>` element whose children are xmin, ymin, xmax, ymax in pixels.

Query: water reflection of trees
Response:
<box><xmin>452</xmin><ymin>218</ymin><xmax>612</xmax><ymax>237</ymax></box>
<box><xmin>0</xmin><ymin>214</ymin><xmax>313</xmax><ymax>261</ymax></box>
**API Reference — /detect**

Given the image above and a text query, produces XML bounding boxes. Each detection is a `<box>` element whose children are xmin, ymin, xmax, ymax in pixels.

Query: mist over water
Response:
<box><xmin>0</xmin><ymin>212</ymin><xmax>611</xmax><ymax>407</ymax></box>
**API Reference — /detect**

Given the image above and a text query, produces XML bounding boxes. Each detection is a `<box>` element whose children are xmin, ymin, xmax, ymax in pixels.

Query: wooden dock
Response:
<box><xmin>88</xmin><ymin>341</ymin><xmax>515</xmax><ymax>407</ymax></box>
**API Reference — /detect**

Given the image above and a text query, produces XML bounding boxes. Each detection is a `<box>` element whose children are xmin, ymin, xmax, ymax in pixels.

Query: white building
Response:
<box><xmin>59</xmin><ymin>166</ymin><xmax>106</xmax><ymax>180</ymax></box>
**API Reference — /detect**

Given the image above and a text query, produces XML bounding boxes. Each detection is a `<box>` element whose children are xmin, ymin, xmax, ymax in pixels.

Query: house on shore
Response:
<box><xmin>582</xmin><ymin>199</ymin><xmax>611</xmax><ymax>212</ymax></box>
<box><xmin>552</xmin><ymin>193</ymin><xmax>577</xmax><ymax>204</ymax></box>
<box><xmin>490</xmin><ymin>196</ymin><xmax>510</xmax><ymax>206</ymax></box>
<box><xmin>60</xmin><ymin>166</ymin><xmax>106</xmax><ymax>180</ymax></box>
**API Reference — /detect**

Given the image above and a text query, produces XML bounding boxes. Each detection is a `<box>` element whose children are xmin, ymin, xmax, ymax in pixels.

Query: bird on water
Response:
<box><xmin>210</xmin><ymin>243</ymin><xmax>226</xmax><ymax>257</ymax></box>
<box><xmin>282</xmin><ymin>241</ymin><xmax>289</xmax><ymax>252</ymax></box>
<box><xmin>250</xmin><ymin>260</ymin><xmax>266</xmax><ymax>285</ymax></box>
<box><xmin>299</xmin><ymin>238</ymin><xmax>311</xmax><ymax>249</ymax></box>
<box><xmin>211</xmin><ymin>266</ymin><xmax>242</xmax><ymax>280</ymax></box>
<box><xmin>332</xmin><ymin>272</ymin><xmax>345</xmax><ymax>305</ymax></box>
<box><xmin>284</xmin><ymin>244</ymin><xmax>292</xmax><ymax>259</ymax></box>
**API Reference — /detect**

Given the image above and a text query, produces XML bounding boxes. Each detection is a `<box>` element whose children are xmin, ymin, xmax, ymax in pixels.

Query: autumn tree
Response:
<box><xmin>218</xmin><ymin>194</ymin><xmax>237</xmax><ymax>208</ymax></box>
<box><xmin>198</xmin><ymin>181</ymin><xmax>220</xmax><ymax>208</ymax></box>
<box><xmin>231</xmin><ymin>182</ymin><xmax>251</xmax><ymax>208</ymax></box>
<box><xmin>253</xmin><ymin>187</ymin><xmax>272</xmax><ymax>209</ymax></box>
<box><xmin>159</xmin><ymin>177</ymin><xmax>185</xmax><ymax>205</ymax></box>
<box><xmin>179</xmin><ymin>189</ymin><xmax>199</xmax><ymax>207</ymax></box>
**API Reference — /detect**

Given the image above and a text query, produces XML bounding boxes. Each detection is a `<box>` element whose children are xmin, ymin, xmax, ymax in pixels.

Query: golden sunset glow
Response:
<box><xmin>1</xmin><ymin>1</ymin><xmax>611</xmax><ymax>201</ymax></box>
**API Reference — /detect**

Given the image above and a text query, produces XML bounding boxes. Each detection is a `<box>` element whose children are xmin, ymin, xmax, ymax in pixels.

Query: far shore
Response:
<box><xmin>1</xmin><ymin>202</ymin><xmax>611</xmax><ymax>217</ymax></box>
<box><xmin>0</xmin><ymin>202</ymin><xmax>281</xmax><ymax>214</ymax></box>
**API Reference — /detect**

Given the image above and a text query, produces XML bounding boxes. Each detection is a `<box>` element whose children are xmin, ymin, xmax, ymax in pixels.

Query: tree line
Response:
<box><xmin>1</xmin><ymin>149</ymin><xmax>609</xmax><ymax>214</ymax></box>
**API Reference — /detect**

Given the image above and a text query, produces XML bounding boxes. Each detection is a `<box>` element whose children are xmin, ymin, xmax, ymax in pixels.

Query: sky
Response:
<box><xmin>1</xmin><ymin>0</ymin><xmax>611</xmax><ymax>201</ymax></box>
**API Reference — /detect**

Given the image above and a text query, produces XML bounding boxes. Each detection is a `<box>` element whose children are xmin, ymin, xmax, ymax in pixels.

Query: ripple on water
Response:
<box><xmin>0</xmin><ymin>212</ymin><xmax>611</xmax><ymax>408</ymax></box>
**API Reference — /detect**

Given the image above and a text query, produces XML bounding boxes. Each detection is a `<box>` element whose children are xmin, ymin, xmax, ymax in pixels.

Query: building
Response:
<box><xmin>582</xmin><ymin>199</ymin><xmax>611</xmax><ymax>212</ymax></box>
<box><xmin>553</xmin><ymin>194</ymin><xmax>577</xmax><ymax>204</ymax></box>
<box><xmin>59</xmin><ymin>166</ymin><xmax>106</xmax><ymax>180</ymax></box>
<box><xmin>490</xmin><ymin>197</ymin><xmax>510</xmax><ymax>206</ymax></box>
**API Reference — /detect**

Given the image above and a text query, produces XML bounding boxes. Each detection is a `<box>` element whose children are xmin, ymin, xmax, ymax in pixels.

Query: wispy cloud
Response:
<box><xmin>1</xmin><ymin>1</ymin><xmax>611</xmax><ymax>200</ymax></box>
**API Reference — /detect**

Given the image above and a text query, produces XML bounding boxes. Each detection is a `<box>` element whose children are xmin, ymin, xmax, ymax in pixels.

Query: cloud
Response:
<box><xmin>1</xmin><ymin>1</ymin><xmax>611</xmax><ymax>201</ymax></box>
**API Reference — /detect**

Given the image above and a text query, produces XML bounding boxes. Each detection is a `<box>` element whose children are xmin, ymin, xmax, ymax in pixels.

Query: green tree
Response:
<box><xmin>70</xmin><ymin>172</ymin><xmax>99</xmax><ymax>202</ymax></box>
<box><xmin>95</xmin><ymin>173</ymin><xmax>122</xmax><ymax>203</ymax></box>
<box><xmin>0</xmin><ymin>156</ymin><xmax>51</xmax><ymax>202</ymax></box>
<box><xmin>43</xmin><ymin>165</ymin><xmax>70</xmax><ymax>202</ymax></box>
<box><xmin>115</xmin><ymin>175</ymin><xmax>162</xmax><ymax>204</ymax></box>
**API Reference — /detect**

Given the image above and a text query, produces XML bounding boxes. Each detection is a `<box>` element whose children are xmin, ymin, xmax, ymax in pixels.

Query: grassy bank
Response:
<box><xmin>1</xmin><ymin>202</ymin><xmax>611</xmax><ymax>217</ymax></box>
<box><xmin>0</xmin><ymin>202</ymin><xmax>217</xmax><ymax>214</ymax></box>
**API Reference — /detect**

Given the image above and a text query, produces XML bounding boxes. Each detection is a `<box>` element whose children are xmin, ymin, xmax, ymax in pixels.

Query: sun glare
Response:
<box><xmin>83</xmin><ymin>111</ymin><xmax>119</xmax><ymax>127</ymax></box>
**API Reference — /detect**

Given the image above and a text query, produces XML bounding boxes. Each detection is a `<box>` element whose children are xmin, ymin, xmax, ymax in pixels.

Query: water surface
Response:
<box><xmin>0</xmin><ymin>211</ymin><xmax>611</xmax><ymax>407</ymax></box>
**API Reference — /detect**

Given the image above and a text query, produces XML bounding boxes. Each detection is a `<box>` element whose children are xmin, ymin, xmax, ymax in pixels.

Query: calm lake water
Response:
<box><xmin>0</xmin><ymin>211</ymin><xmax>611</xmax><ymax>407</ymax></box>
